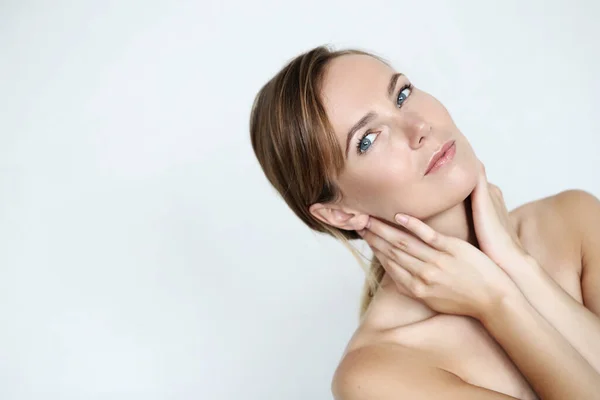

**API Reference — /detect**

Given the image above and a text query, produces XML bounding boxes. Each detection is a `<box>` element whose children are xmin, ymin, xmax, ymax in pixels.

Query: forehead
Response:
<box><xmin>321</xmin><ymin>54</ymin><xmax>394</xmax><ymax>134</ymax></box>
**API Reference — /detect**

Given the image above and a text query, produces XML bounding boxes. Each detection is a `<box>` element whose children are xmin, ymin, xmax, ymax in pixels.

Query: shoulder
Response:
<box><xmin>517</xmin><ymin>188</ymin><xmax>596</xmax><ymax>214</ymax></box>
<box><xmin>534</xmin><ymin>189</ymin><xmax>600</xmax><ymax>267</ymax></box>
<box><xmin>545</xmin><ymin>188</ymin><xmax>599</xmax><ymax>211</ymax></box>
<box><xmin>514</xmin><ymin>189</ymin><xmax>599</xmax><ymax>238</ymax></box>
<box><xmin>550</xmin><ymin>190</ymin><xmax>600</xmax><ymax>315</ymax></box>
<box><xmin>509</xmin><ymin>190</ymin><xmax>599</xmax><ymax>281</ymax></box>
<box><xmin>551</xmin><ymin>189</ymin><xmax>600</xmax><ymax>221</ymax></box>
<box><xmin>544</xmin><ymin>189</ymin><xmax>600</xmax><ymax>245</ymax></box>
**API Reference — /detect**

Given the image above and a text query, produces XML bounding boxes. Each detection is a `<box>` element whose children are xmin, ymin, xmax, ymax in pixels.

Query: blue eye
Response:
<box><xmin>357</xmin><ymin>132</ymin><xmax>377</xmax><ymax>155</ymax></box>
<box><xmin>397</xmin><ymin>84</ymin><xmax>413</xmax><ymax>108</ymax></box>
<box><xmin>355</xmin><ymin>83</ymin><xmax>413</xmax><ymax>156</ymax></box>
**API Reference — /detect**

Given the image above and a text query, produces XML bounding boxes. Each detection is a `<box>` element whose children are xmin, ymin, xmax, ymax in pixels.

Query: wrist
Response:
<box><xmin>478</xmin><ymin>287</ymin><xmax>527</xmax><ymax>328</ymax></box>
<box><xmin>476</xmin><ymin>281</ymin><xmax>524</xmax><ymax>324</ymax></box>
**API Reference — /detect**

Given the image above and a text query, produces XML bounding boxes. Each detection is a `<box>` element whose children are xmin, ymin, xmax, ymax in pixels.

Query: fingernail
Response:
<box><xmin>395</xmin><ymin>214</ymin><xmax>408</xmax><ymax>225</ymax></box>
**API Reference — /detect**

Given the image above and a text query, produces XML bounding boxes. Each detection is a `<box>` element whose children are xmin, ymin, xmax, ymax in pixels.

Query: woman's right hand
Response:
<box><xmin>358</xmin><ymin>214</ymin><xmax>520</xmax><ymax>320</ymax></box>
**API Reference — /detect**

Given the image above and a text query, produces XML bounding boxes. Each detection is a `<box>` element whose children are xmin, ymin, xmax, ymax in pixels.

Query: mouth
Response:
<box><xmin>425</xmin><ymin>140</ymin><xmax>456</xmax><ymax>176</ymax></box>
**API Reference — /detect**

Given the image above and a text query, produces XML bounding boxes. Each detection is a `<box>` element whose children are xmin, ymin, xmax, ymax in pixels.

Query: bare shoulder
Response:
<box><xmin>549</xmin><ymin>190</ymin><xmax>600</xmax><ymax>315</ymax></box>
<box><xmin>511</xmin><ymin>189</ymin><xmax>600</xmax><ymax>277</ymax></box>
<box><xmin>331</xmin><ymin>343</ymin><xmax>518</xmax><ymax>400</ymax></box>
<box><xmin>550</xmin><ymin>189</ymin><xmax>600</xmax><ymax>221</ymax></box>
<box><xmin>511</xmin><ymin>189</ymin><xmax>595</xmax><ymax>220</ymax></box>
<box><xmin>524</xmin><ymin>189</ymin><xmax>600</xmax><ymax>240</ymax></box>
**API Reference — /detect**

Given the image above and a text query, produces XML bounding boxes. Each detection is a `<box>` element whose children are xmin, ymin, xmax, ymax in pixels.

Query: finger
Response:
<box><xmin>366</xmin><ymin>217</ymin><xmax>439</xmax><ymax>263</ymax></box>
<box><xmin>472</xmin><ymin>166</ymin><xmax>504</xmax><ymax>228</ymax></box>
<box><xmin>394</xmin><ymin>214</ymin><xmax>451</xmax><ymax>252</ymax></box>
<box><xmin>478</xmin><ymin>159</ymin><xmax>487</xmax><ymax>179</ymax></box>
<box><xmin>471</xmin><ymin>168</ymin><xmax>516</xmax><ymax>249</ymax></box>
<box><xmin>361</xmin><ymin>228</ymin><xmax>428</xmax><ymax>277</ymax></box>
<box><xmin>360</xmin><ymin>228</ymin><xmax>392</xmax><ymax>257</ymax></box>
<box><xmin>489</xmin><ymin>185</ymin><xmax>510</xmax><ymax>215</ymax></box>
<box><xmin>372</xmin><ymin>248</ymin><xmax>421</xmax><ymax>290</ymax></box>
<box><xmin>474</xmin><ymin>160</ymin><xmax>490</xmax><ymax>196</ymax></box>
<box><xmin>373</xmin><ymin>249</ymin><xmax>435</xmax><ymax>299</ymax></box>
<box><xmin>488</xmin><ymin>186</ymin><xmax>520</xmax><ymax>242</ymax></box>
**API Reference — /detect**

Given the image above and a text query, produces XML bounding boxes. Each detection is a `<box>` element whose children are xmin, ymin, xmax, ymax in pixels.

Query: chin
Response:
<box><xmin>441</xmin><ymin>160</ymin><xmax>480</xmax><ymax>207</ymax></box>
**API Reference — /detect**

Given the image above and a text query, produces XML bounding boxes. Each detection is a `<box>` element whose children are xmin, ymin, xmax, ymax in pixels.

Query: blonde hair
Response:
<box><xmin>249</xmin><ymin>45</ymin><xmax>390</xmax><ymax>318</ymax></box>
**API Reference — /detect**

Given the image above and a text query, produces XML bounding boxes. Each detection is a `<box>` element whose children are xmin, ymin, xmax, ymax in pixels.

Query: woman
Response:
<box><xmin>249</xmin><ymin>45</ymin><xmax>600</xmax><ymax>399</ymax></box>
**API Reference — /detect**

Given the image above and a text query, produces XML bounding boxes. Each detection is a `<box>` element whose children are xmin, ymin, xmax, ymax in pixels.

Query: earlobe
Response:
<box><xmin>308</xmin><ymin>203</ymin><xmax>369</xmax><ymax>231</ymax></box>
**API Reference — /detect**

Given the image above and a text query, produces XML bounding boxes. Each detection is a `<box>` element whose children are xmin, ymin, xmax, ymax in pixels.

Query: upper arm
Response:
<box><xmin>331</xmin><ymin>344</ymin><xmax>518</xmax><ymax>400</ymax></box>
<box><xmin>557</xmin><ymin>189</ymin><xmax>600</xmax><ymax>317</ymax></box>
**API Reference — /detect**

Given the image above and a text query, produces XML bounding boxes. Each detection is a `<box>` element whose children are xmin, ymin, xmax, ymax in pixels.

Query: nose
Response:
<box><xmin>400</xmin><ymin>112</ymin><xmax>432</xmax><ymax>149</ymax></box>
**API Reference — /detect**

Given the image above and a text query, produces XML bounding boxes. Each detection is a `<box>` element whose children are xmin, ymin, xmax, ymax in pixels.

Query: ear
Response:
<box><xmin>308</xmin><ymin>202</ymin><xmax>370</xmax><ymax>231</ymax></box>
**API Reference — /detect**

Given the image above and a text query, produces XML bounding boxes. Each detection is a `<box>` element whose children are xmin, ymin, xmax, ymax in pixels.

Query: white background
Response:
<box><xmin>1</xmin><ymin>1</ymin><xmax>599</xmax><ymax>399</ymax></box>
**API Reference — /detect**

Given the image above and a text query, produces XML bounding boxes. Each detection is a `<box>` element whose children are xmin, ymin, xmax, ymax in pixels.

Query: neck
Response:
<box><xmin>424</xmin><ymin>194</ymin><xmax>478</xmax><ymax>248</ymax></box>
<box><xmin>366</xmin><ymin>195</ymin><xmax>480</xmax><ymax>328</ymax></box>
<box><xmin>378</xmin><ymin>195</ymin><xmax>478</xmax><ymax>291</ymax></box>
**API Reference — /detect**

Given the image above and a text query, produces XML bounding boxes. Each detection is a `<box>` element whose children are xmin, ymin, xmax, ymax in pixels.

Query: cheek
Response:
<box><xmin>346</xmin><ymin>163</ymin><xmax>413</xmax><ymax>210</ymax></box>
<box><xmin>347</xmin><ymin>170</ymin><xmax>397</xmax><ymax>199</ymax></box>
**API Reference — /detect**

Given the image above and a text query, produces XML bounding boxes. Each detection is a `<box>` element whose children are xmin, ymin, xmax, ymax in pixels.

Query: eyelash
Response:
<box><xmin>355</xmin><ymin>83</ymin><xmax>414</xmax><ymax>155</ymax></box>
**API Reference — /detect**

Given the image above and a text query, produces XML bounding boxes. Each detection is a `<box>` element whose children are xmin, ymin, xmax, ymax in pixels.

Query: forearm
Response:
<box><xmin>481</xmin><ymin>292</ymin><xmax>600</xmax><ymax>400</ymax></box>
<box><xmin>507</xmin><ymin>258</ymin><xmax>600</xmax><ymax>373</ymax></box>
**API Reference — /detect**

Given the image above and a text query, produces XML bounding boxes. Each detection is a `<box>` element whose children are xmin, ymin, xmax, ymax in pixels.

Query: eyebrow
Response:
<box><xmin>345</xmin><ymin>72</ymin><xmax>404</xmax><ymax>158</ymax></box>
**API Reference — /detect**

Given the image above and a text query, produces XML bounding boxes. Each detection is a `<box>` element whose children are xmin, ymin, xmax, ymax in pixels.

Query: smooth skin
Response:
<box><xmin>338</xmin><ymin>165</ymin><xmax>600</xmax><ymax>399</ymax></box>
<box><xmin>306</xmin><ymin>54</ymin><xmax>600</xmax><ymax>399</ymax></box>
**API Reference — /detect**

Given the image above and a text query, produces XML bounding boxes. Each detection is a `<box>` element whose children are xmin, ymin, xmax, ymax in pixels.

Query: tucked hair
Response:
<box><xmin>249</xmin><ymin>45</ymin><xmax>390</xmax><ymax>318</ymax></box>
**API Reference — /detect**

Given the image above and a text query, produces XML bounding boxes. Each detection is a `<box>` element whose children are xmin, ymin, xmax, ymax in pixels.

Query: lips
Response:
<box><xmin>425</xmin><ymin>140</ymin><xmax>456</xmax><ymax>175</ymax></box>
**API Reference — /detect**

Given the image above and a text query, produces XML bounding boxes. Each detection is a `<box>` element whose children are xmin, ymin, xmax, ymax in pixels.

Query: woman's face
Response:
<box><xmin>316</xmin><ymin>54</ymin><xmax>480</xmax><ymax>225</ymax></box>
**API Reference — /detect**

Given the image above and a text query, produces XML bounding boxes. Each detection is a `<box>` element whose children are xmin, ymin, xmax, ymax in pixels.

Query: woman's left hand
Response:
<box><xmin>471</xmin><ymin>161</ymin><xmax>534</xmax><ymax>274</ymax></box>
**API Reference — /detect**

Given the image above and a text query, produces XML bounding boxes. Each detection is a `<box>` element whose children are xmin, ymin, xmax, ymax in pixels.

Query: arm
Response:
<box><xmin>502</xmin><ymin>190</ymin><xmax>600</xmax><ymax>373</ymax></box>
<box><xmin>354</xmin><ymin>201</ymin><xmax>600</xmax><ymax>399</ymax></box>
<box><xmin>469</xmin><ymin>166</ymin><xmax>600</xmax><ymax>374</ymax></box>
<box><xmin>333</xmin><ymin>291</ymin><xmax>600</xmax><ymax>400</ymax></box>
<box><xmin>480</xmin><ymin>290</ymin><xmax>600</xmax><ymax>400</ymax></box>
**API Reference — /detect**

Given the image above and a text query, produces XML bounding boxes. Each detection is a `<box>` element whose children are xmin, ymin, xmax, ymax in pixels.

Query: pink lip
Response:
<box><xmin>425</xmin><ymin>140</ymin><xmax>456</xmax><ymax>175</ymax></box>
